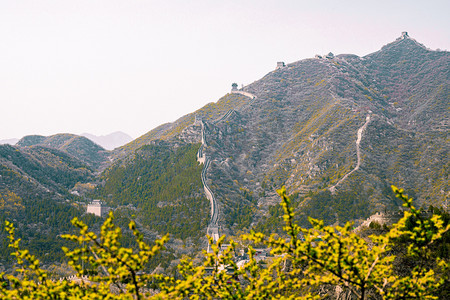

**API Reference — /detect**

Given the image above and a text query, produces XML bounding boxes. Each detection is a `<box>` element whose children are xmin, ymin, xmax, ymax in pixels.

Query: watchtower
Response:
<box><xmin>231</xmin><ymin>83</ymin><xmax>238</xmax><ymax>91</ymax></box>
<box><xmin>276</xmin><ymin>62</ymin><xmax>286</xmax><ymax>69</ymax></box>
<box><xmin>87</xmin><ymin>200</ymin><xmax>108</xmax><ymax>217</ymax></box>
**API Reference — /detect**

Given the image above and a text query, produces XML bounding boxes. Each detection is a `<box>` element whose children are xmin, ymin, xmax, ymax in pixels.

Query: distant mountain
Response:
<box><xmin>81</xmin><ymin>132</ymin><xmax>133</xmax><ymax>150</ymax></box>
<box><xmin>17</xmin><ymin>133</ymin><xmax>108</xmax><ymax>168</ymax></box>
<box><xmin>0</xmin><ymin>138</ymin><xmax>19</xmax><ymax>145</ymax></box>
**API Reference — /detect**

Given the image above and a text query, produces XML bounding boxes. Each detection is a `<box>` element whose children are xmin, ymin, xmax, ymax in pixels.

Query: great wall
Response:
<box><xmin>196</xmin><ymin>88</ymin><xmax>257</xmax><ymax>251</ymax></box>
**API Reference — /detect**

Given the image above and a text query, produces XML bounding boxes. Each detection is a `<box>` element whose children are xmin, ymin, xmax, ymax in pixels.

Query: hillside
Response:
<box><xmin>0</xmin><ymin>144</ymin><xmax>95</xmax><ymax>197</ymax></box>
<box><xmin>94</xmin><ymin>141</ymin><xmax>209</xmax><ymax>241</ymax></box>
<box><xmin>1</xmin><ymin>133</ymin><xmax>107</xmax><ymax>206</ymax></box>
<box><xmin>0</xmin><ymin>143</ymin><xmax>101</xmax><ymax>268</ymax></box>
<box><xmin>112</xmin><ymin>92</ymin><xmax>255</xmax><ymax>160</ymax></box>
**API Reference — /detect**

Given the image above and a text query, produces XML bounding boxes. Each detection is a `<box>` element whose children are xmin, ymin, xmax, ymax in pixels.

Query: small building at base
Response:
<box><xmin>87</xmin><ymin>200</ymin><xmax>108</xmax><ymax>217</ymax></box>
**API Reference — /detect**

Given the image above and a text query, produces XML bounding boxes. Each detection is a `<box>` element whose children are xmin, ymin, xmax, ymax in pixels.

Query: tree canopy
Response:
<box><xmin>0</xmin><ymin>186</ymin><xmax>448</xmax><ymax>299</ymax></box>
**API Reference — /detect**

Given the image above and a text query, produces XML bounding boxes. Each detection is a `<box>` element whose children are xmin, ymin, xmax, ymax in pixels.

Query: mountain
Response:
<box><xmin>0</xmin><ymin>144</ymin><xmax>95</xmax><ymax>194</ymax></box>
<box><xmin>105</xmin><ymin>33</ymin><xmax>448</xmax><ymax>236</ymax></box>
<box><xmin>17</xmin><ymin>134</ymin><xmax>108</xmax><ymax>168</ymax></box>
<box><xmin>112</xmin><ymin>92</ymin><xmax>254</xmax><ymax>160</ymax></box>
<box><xmin>81</xmin><ymin>131</ymin><xmax>133</xmax><ymax>150</ymax></box>
<box><xmin>0</xmin><ymin>138</ymin><xmax>18</xmax><ymax>145</ymax></box>
<box><xmin>0</xmin><ymin>33</ymin><xmax>448</xmax><ymax>268</ymax></box>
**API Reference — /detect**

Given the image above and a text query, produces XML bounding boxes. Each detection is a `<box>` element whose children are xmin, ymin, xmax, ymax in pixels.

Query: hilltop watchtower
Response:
<box><xmin>231</xmin><ymin>83</ymin><xmax>238</xmax><ymax>91</ymax></box>
<box><xmin>276</xmin><ymin>62</ymin><xmax>286</xmax><ymax>69</ymax></box>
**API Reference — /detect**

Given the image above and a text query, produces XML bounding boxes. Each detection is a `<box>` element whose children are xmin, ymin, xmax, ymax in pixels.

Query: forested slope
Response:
<box><xmin>95</xmin><ymin>142</ymin><xmax>209</xmax><ymax>241</ymax></box>
<box><xmin>0</xmin><ymin>143</ymin><xmax>101</xmax><ymax>269</ymax></box>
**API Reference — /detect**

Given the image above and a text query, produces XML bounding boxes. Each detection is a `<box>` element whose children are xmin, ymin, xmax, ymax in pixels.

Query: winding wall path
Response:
<box><xmin>330</xmin><ymin>114</ymin><xmax>371</xmax><ymax>193</ymax></box>
<box><xmin>197</xmin><ymin>90</ymin><xmax>257</xmax><ymax>250</ymax></box>
<box><xmin>231</xmin><ymin>90</ymin><xmax>257</xmax><ymax>108</ymax></box>
<box><xmin>196</xmin><ymin>121</ymin><xmax>220</xmax><ymax>246</ymax></box>
<box><xmin>213</xmin><ymin>109</ymin><xmax>235</xmax><ymax>124</ymax></box>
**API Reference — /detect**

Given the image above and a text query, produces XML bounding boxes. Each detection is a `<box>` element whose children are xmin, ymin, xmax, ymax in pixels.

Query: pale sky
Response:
<box><xmin>1</xmin><ymin>0</ymin><xmax>449</xmax><ymax>140</ymax></box>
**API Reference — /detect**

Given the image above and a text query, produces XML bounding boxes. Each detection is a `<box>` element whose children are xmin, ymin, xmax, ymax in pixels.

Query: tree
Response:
<box><xmin>0</xmin><ymin>186</ymin><xmax>448</xmax><ymax>299</ymax></box>
<box><xmin>0</xmin><ymin>212</ymin><xmax>168</xmax><ymax>299</ymax></box>
<box><xmin>160</xmin><ymin>186</ymin><xmax>449</xmax><ymax>299</ymax></box>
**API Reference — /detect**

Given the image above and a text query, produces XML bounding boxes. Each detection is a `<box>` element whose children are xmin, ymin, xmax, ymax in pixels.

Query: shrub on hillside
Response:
<box><xmin>0</xmin><ymin>186</ymin><xmax>448</xmax><ymax>299</ymax></box>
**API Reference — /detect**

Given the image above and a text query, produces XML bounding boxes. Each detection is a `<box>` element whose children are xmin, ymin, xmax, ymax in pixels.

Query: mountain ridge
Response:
<box><xmin>103</xmin><ymin>32</ymin><xmax>448</xmax><ymax>236</ymax></box>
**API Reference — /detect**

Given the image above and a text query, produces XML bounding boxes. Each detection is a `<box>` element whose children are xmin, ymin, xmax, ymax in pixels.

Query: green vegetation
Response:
<box><xmin>96</xmin><ymin>142</ymin><xmax>209</xmax><ymax>240</ymax></box>
<box><xmin>0</xmin><ymin>194</ymin><xmax>99</xmax><ymax>267</ymax></box>
<box><xmin>0</xmin><ymin>144</ymin><xmax>101</xmax><ymax>267</ymax></box>
<box><xmin>255</xmin><ymin>185</ymin><xmax>373</xmax><ymax>234</ymax></box>
<box><xmin>0</xmin><ymin>145</ymin><xmax>94</xmax><ymax>193</ymax></box>
<box><xmin>0</xmin><ymin>186</ymin><xmax>448</xmax><ymax>299</ymax></box>
<box><xmin>0</xmin><ymin>212</ymin><xmax>168</xmax><ymax>299</ymax></box>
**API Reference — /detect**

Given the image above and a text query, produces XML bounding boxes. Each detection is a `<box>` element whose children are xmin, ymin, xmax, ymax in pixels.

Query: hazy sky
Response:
<box><xmin>1</xmin><ymin>0</ymin><xmax>449</xmax><ymax>140</ymax></box>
